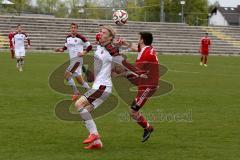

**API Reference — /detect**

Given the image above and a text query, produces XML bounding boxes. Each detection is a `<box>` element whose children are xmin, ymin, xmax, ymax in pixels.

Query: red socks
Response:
<box><xmin>136</xmin><ymin>115</ymin><xmax>149</xmax><ymax>129</ymax></box>
<box><xmin>204</xmin><ymin>56</ymin><xmax>208</xmax><ymax>64</ymax></box>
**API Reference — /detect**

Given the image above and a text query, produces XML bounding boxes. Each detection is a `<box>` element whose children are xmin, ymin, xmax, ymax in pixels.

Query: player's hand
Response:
<box><xmin>114</xmin><ymin>37</ymin><xmax>125</xmax><ymax>46</ymax></box>
<box><xmin>55</xmin><ymin>48</ymin><xmax>64</xmax><ymax>52</ymax></box>
<box><xmin>139</xmin><ymin>73</ymin><xmax>148</xmax><ymax>79</ymax></box>
<box><xmin>77</xmin><ymin>52</ymin><xmax>83</xmax><ymax>57</ymax></box>
<box><xmin>77</xmin><ymin>51</ymin><xmax>87</xmax><ymax>57</ymax></box>
<box><xmin>116</xmin><ymin>37</ymin><xmax>124</xmax><ymax>45</ymax></box>
<box><xmin>137</xmin><ymin>70</ymin><xmax>148</xmax><ymax>79</ymax></box>
<box><xmin>26</xmin><ymin>45</ymin><xmax>30</xmax><ymax>49</ymax></box>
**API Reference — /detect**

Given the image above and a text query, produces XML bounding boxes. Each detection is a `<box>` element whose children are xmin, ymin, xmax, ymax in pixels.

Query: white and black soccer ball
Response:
<box><xmin>113</xmin><ymin>10</ymin><xmax>128</xmax><ymax>26</ymax></box>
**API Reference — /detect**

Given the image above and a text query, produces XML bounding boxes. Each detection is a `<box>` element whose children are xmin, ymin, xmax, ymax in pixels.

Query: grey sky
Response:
<box><xmin>208</xmin><ymin>0</ymin><xmax>240</xmax><ymax>7</ymax></box>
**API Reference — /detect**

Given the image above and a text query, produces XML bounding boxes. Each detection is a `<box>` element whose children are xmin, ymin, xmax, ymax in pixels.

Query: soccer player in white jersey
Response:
<box><xmin>55</xmin><ymin>23</ymin><xmax>92</xmax><ymax>101</ymax></box>
<box><xmin>75</xmin><ymin>25</ymin><xmax>147</xmax><ymax>150</ymax></box>
<box><xmin>12</xmin><ymin>24</ymin><xmax>31</xmax><ymax>71</ymax></box>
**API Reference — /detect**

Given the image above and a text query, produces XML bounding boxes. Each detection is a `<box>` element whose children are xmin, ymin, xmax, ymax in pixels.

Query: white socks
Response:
<box><xmin>79</xmin><ymin>108</ymin><xmax>98</xmax><ymax>135</ymax></box>
<box><xmin>66</xmin><ymin>77</ymin><xmax>79</xmax><ymax>94</ymax></box>
<box><xmin>85</xmin><ymin>119</ymin><xmax>98</xmax><ymax>135</ymax></box>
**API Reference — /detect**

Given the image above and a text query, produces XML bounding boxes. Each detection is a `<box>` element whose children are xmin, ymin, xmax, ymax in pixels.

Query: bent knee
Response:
<box><xmin>75</xmin><ymin>97</ymin><xmax>84</xmax><ymax>109</ymax></box>
<box><xmin>75</xmin><ymin>96</ymin><xmax>89</xmax><ymax>110</ymax></box>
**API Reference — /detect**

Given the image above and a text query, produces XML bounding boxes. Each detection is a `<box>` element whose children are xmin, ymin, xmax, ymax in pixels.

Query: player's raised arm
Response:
<box><xmin>123</xmin><ymin>41</ymin><xmax>138</xmax><ymax>52</ymax></box>
<box><xmin>113</xmin><ymin>38</ymin><xmax>138</xmax><ymax>52</ymax></box>
<box><xmin>105</xmin><ymin>43</ymin><xmax>147</xmax><ymax>78</ymax></box>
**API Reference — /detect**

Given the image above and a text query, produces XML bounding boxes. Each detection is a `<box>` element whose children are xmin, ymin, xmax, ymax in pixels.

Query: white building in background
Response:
<box><xmin>209</xmin><ymin>5</ymin><xmax>240</xmax><ymax>26</ymax></box>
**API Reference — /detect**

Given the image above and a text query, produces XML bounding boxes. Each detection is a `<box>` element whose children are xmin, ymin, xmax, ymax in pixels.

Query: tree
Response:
<box><xmin>13</xmin><ymin>0</ymin><xmax>30</xmax><ymax>15</ymax></box>
<box><xmin>143</xmin><ymin>0</ymin><xmax>160</xmax><ymax>22</ymax></box>
<box><xmin>36</xmin><ymin>0</ymin><xmax>59</xmax><ymax>14</ymax></box>
<box><xmin>83</xmin><ymin>2</ymin><xmax>108</xmax><ymax>20</ymax></box>
<box><xmin>126</xmin><ymin>1</ymin><xmax>145</xmax><ymax>21</ymax></box>
<box><xmin>68</xmin><ymin>0</ymin><xmax>81</xmax><ymax>18</ymax></box>
<box><xmin>54</xmin><ymin>2</ymin><xmax>69</xmax><ymax>18</ymax></box>
<box><xmin>208</xmin><ymin>1</ymin><xmax>220</xmax><ymax>15</ymax></box>
<box><xmin>141</xmin><ymin>0</ymin><xmax>209</xmax><ymax>25</ymax></box>
<box><xmin>184</xmin><ymin>0</ymin><xmax>209</xmax><ymax>25</ymax></box>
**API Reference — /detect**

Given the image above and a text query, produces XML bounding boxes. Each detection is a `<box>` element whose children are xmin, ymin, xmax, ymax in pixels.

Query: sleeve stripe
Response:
<box><xmin>86</xmin><ymin>45</ymin><xmax>92</xmax><ymax>52</ymax></box>
<box><xmin>76</xmin><ymin>34</ymin><xmax>87</xmax><ymax>42</ymax></box>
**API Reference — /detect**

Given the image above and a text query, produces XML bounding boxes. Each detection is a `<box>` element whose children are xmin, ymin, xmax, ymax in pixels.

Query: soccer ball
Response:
<box><xmin>113</xmin><ymin>10</ymin><xmax>128</xmax><ymax>26</ymax></box>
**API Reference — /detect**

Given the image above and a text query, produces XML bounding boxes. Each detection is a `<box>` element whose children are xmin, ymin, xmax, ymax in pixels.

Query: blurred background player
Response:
<box><xmin>199</xmin><ymin>33</ymin><xmax>211</xmax><ymax>67</ymax></box>
<box><xmin>115</xmin><ymin>32</ymin><xmax>159</xmax><ymax>142</ymax></box>
<box><xmin>55</xmin><ymin>23</ymin><xmax>92</xmax><ymax>101</ymax></box>
<box><xmin>8</xmin><ymin>27</ymin><xmax>15</xmax><ymax>59</ymax></box>
<box><xmin>12</xmin><ymin>24</ymin><xmax>31</xmax><ymax>71</ymax></box>
<box><xmin>75</xmin><ymin>25</ymin><xmax>147</xmax><ymax>150</ymax></box>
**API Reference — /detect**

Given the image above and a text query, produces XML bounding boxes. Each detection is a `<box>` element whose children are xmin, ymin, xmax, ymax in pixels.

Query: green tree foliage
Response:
<box><xmin>68</xmin><ymin>0</ymin><xmax>80</xmax><ymax>18</ymax></box>
<box><xmin>143</xmin><ymin>0</ymin><xmax>161</xmax><ymax>22</ymax></box>
<box><xmin>14</xmin><ymin>0</ymin><xmax>26</xmax><ymax>15</ymax></box>
<box><xmin>125</xmin><ymin>0</ymin><xmax>209</xmax><ymax>25</ymax></box>
<box><xmin>1</xmin><ymin>0</ymin><xmax>209</xmax><ymax>25</ymax></box>
<box><xmin>54</xmin><ymin>2</ymin><xmax>69</xmax><ymax>18</ymax></box>
<box><xmin>184</xmin><ymin>0</ymin><xmax>209</xmax><ymax>25</ymax></box>
<box><xmin>126</xmin><ymin>1</ymin><xmax>145</xmax><ymax>21</ymax></box>
<box><xmin>36</xmin><ymin>0</ymin><xmax>59</xmax><ymax>14</ymax></box>
<box><xmin>84</xmin><ymin>2</ymin><xmax>107</xmax><ymax>20</ymax></box>
<box><xmin>0</xmin><ymin>0</ymin><xmax>32</xmax><ymax>15</ymax></box>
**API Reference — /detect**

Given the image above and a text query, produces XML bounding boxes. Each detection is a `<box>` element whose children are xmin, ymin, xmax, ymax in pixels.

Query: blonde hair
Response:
<box><xmin>101</xmin><ymin>25</ymin><xmax>116</xmax><ymax>39</ymax></box>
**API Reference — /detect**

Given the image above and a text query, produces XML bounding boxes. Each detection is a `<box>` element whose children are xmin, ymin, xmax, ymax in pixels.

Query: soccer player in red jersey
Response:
<box><xmin>116</xmin><ymin>32</ymin><xmax>159</xmax><ymax>142</ymax></box>
<box><xmin>199</xmin><ymin>33</ymin><xmax>211</xmax><ymax>67</ymax></box>
<box><xmin>8</xmin><ymin>29</ymin><xmax>15</xmax><ymax>59</ymax></box>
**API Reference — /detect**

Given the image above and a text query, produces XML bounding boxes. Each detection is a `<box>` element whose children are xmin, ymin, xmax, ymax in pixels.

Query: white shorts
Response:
<box><xmin>15</xmin><ymin>49</ymin><xmax>25</xmax><ymax>58</ymax></box>
<box><xmin>66</xmin><ymin>58</ymin><xmax>83</xmax><ymax>76</ymax></box>
<box><xmin>83</xmin><ymin>85</ymin><xmax>112</xmax><ymax>109</ymax></box>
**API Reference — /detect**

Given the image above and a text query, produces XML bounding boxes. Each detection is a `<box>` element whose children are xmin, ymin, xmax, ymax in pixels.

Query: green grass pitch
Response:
<box><xmin>0</xmin><ymin>52</ymin><xmax>240</xmax><ymax>160</ymax></box>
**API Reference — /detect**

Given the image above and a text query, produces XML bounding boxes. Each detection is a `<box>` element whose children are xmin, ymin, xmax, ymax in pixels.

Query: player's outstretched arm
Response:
<box><xmin>77</xmin><ymin>50</ymin><xmax>88</xmax><ymax>57</ymax></box>
<box><xmin>54</xmin><ymin>46</ymin><xmax>67</xmax><ymax>52</ymax></box>
<box><xmin>124</xmin><ymin>41</ymin><xmax>138</xmax><ymax>52</ymax></box>
<box><xmin>113</xmin><ymin>38</ymin><xmax>138</xmax><ymax>52</ymax></box>
<box><xmin>105</xmin><ymin>44</ymin><xmax>147</xmax><ymax>78</ymax></box>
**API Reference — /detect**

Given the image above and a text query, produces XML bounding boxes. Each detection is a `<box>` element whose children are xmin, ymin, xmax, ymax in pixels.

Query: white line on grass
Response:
<box><xmin>168</xmin><ymin>69</ymin><xmax>239</xmax><ymax>77</ymax></box>
<box><xmin>169</xmin><ymin>69</ymin><xmax>200</xmax><ymax>74</ymax></box>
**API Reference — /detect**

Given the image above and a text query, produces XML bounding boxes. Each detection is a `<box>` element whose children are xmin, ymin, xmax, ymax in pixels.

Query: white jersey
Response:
<box><xmin>92</xmin><ymin>45</ymin><xmax>113</xmax><ymax>91</ymax></box>
<box><xmin>64</xmin><ymin>34</ymin><xmax>91</xmax><ymax>60</ymax></box>
<box><xmin>12</xmin><ymin>32</ymin><xmax>29</xmax><ymax>51</ymax></box>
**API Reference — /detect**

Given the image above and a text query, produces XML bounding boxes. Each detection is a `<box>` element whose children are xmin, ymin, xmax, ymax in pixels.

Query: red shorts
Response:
<box><xmin>201</xmin><ymin>51</ymin><xmax>209</xmax><ymax>55</ymax></box>
<box><xmin>131</xmin><ymin>86</ymin><xmax>157</xmax><ymax>111</ymax></box>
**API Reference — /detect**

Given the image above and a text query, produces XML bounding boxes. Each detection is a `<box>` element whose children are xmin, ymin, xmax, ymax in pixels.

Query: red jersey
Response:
<box><xmin>135</xmin><ymin>46</ymin><xmax>159</xmax><ymax>88</ymax></box>
<box><xmin>8</xmin><ymin>32</ymin><xmax>15</xmax><ymax>49</ymax></box>
<box><xmin>200</xmin><ymin>37</ymin><xmax>211</xmax><ymax>54</ymax></box>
